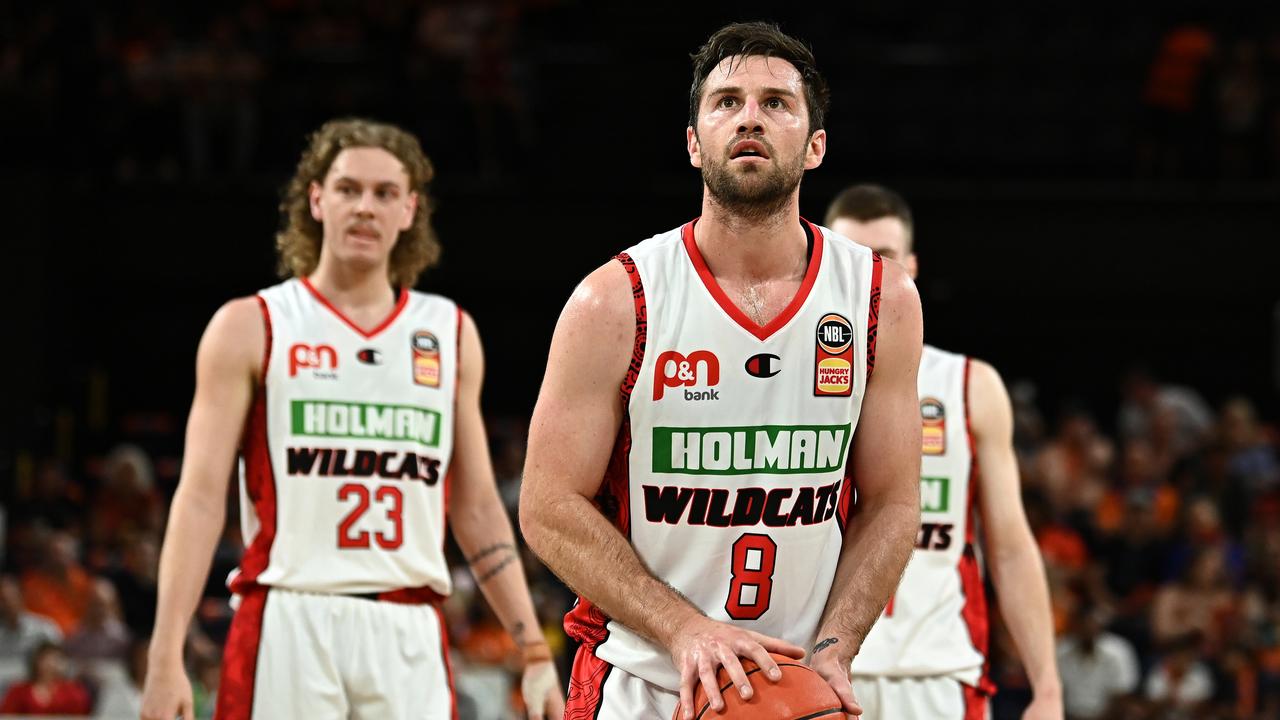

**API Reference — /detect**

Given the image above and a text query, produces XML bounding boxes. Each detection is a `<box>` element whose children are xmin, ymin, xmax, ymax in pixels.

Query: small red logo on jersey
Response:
<box><xmin>654</xmin><ymin>350</ymin><xmax>719</xmax><ymax>400</ymax></box>
<box><xmin>289</xmin><ymin>343</ymin><xmax>338</xmax><ymax>377</ymax></box>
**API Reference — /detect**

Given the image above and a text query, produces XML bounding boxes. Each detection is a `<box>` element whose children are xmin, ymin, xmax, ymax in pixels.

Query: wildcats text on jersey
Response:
<box><xmin>652</xmin><ymin>423</ymin><xmax>851</xmax><ymax>474</ymax></box>
<box><xmin>641</xmin><ymin>481</ymin><xmax>843</xmax><ymax>528</ymax></box>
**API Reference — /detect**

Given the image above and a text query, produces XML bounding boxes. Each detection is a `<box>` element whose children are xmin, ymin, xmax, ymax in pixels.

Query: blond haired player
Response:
<box><xmin>140</xmin><ymin>119</ymin><xmax>562</xmax><ymax>720</ymax></box>
<box><xmin>827</xmin><ymin>184</ymin><xmax>1061</xmax><ymax>720</ymax></box>
<box><xmin>520</xmin><ymin>23</ymin><xmax>923</xmax><ymax>720</ymax></box>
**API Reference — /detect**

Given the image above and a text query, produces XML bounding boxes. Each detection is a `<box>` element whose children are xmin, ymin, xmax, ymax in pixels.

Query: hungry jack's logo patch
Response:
<box><xmin>921</xmin><ymin>397</ymin><xmax>946</xmax><ymax>455</ymax></box>
<box><xmin>813</xmin><ymin>313</ymin><xmax>853</xmax><ymax>397</ymax></box>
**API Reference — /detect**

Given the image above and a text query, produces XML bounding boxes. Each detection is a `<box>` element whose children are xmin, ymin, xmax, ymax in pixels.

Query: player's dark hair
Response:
<box><xmin>276</xmin><ymin>118</ymin><xmax>440</xmax><ymax>289</ymax></box>
<box><xmin>689</xmin><ymin>22</ymin><xmax>830</xmax><ymax>136</ymax></box>
<box><xmin>824</xmin><ymin>184</ymin><xmax>915</xmax><ymax>251</ymax></box>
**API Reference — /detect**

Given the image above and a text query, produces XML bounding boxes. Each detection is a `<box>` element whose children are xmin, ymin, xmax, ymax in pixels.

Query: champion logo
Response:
<box><xmin>744</xmin><ymin>353</ymin><xmax>780</xmax><ymax>379</ymax></box>
<box><xmin>357</xmin><ymin>348</ymin><xmax>382</xmax><ymax>365</ymax></box>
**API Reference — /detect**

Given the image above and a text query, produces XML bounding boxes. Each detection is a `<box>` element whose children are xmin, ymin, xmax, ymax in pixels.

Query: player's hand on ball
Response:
<box><xmin>520</xmin><ymin>659</ymin><xmax>564</xmax><ymax>720</ymax></box>
<box><xmin>139</xmin><ymin>662</ymin><xmax>194</xmax><ymax>720</ymax></box>
<box><xmin>668</xmin><ymin>615</ymin><xmax>806</xmax><ymax>720</ymax></box>
<box><xmin>807</xmin><ymin>641</ymin><xmax>863</xmax><ymax>718</ymax></box>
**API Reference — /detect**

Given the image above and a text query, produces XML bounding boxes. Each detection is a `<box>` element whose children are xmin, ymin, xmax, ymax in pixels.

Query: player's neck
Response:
<box><xmin>308</xmin><ymin>260</ymin><xmax>398</xmax><ymax>315</ymax></box>
<box><xmin>696</xmin><ymin>193</ymin><xmax>808</xmax><ymax>282</ymax></box>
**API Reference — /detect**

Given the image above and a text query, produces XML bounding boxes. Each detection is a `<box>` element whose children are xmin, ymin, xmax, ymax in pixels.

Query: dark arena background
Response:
<box><xmin>4</xmin><ymin>2</ymin><xmax>1280</xmax><ymax>718</ymax></box>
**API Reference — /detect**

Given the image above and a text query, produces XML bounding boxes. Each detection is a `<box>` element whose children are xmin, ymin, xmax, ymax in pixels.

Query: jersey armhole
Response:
<box><xmin>254</xmin><ymin>295</ymin><xmax>273</xmax><ymax>388</ymax></box>
<box><xmin>866</xmin><ymin>252</ymin><xmax>883</xmax><ymax>383</ymax></box>
<box><xmin>614</xmin><ymin>253</ymin><xmax>647</xmax><ymax>403</ymax></box>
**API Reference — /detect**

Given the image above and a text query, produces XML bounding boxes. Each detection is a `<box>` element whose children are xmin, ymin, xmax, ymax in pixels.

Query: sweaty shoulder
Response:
<box><xmin>201</xmin><ymin>296</ymin><xmax>267</xmax><ymax>384</ymax></box>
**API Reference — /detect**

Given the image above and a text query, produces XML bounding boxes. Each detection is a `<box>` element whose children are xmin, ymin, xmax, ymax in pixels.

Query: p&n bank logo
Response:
<box><xmin>289</xmin><ymin>343</ymin><xmax>338</xmax><ymax>379</ymax></box>
<box><xmin>654</xmin><ymin>350</ymin><xmax>720</xmax><ymax>401</ymax></box>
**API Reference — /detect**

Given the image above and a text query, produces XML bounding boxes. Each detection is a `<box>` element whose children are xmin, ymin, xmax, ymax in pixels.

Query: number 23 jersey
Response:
<box><xmin>230</xmin><ymin>277</ymin><xmax>459</xmax><ymax>598</ymax></box>
<box><xmin>566</xmin><ymin>220</ymin><xmax>882</xmax><ymax>691</ymax></box>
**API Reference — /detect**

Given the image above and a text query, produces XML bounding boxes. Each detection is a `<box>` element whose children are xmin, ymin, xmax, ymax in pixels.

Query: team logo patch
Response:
<box><xmin>412</xmin><ymin>331</ymin><xmax>441</xmax><ymax>387</ymax></box>
<box><xmin>654</xmin><ymin>350</ymin><xmax>720</xmax><ymax>401</ymax></box>
<box><xmin>921</xmin><ymin>476</ymin><xmax>950</xmax><ymax>513</ymax></box>
<box><xmin>813</xmin><ymin>313</ymin><xmax>853</xmax><ymax>396</ymax></box>
<box><xmin>356</xmin><ymin>348</ymin><xmax>382</xmax><ymax>365</ymax></box>
<box><xmin>921</xmin><ymin>397</ymin><xmax>946</xmax><ymax>455</ymax></box>
<box><xmin>744</xmin><ymin>353</ymin><xmax>780</xmax><ymax>379</ymax></box>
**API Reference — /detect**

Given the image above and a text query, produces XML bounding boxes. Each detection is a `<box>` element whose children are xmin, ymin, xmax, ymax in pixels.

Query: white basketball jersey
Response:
<box><xmin>230</xmin><ymin>278</ymin><xmax>458</xmax><ymax>598</ymax></box>
<box><xmin>566</xmin><ymin>220</ymin><xmax>882</xmax><ymax>691</ymax></box>
<box><xmin>850</xmin><ymin>345</ymin><xmax>989</xmax><ymax>687</ymax></box>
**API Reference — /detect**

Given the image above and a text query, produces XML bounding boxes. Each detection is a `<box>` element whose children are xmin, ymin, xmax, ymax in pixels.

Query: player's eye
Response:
<box><xmin>337</xmin><ymin>185</ymin><xmax>358</xmax><ymax>196</ymax></box>
<box><xmin>765</xmin><ymin>97</ymin><xmax>785</xmax><ymax>110</ymax></box>
<box><xmin>376</xmin><ymin>189</ymin><xmax>397</xmax><ymax>201</ymax></box>
<box><xmin>718</xmin><ymin>96</ymin><xmax>737</xmax><ymax>109</ymax></box>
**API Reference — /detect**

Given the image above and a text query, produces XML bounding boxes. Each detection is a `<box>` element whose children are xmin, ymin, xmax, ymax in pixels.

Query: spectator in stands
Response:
<box><xmin>107</xmin><ymin>532</ymin><xmax>159</xmax><ymax>639</ymax></box>
<box><xmin>0</xmin><ymin>641</ymin><xmax>92</xmax><ymax>715</ymax></box>
<box><xmin>1032</xmin><ymin>406</ymin><xmax>1113</xmax><ymax>516</ymax></box>
<box><xmin>1145</xmin><ymin>632</ymin><xmax>1214</xmax><ymax>718</ymax></box>
<box><xmin>0</xmin><ymin>574</ymin><xmax>62</xmax><ymax>692</ymax></box>
<box><xmin>20</xmin><ymin>530</ymin><xmax>94</xmax><ymax>634</ymax></box>
<box><xmin>90</xmin><ymin>444</ymin><xmax>163</xmax><ymax>549</ymax></box>
<box><xmin>1152</xmin><ymin>547</ymin><xmax>1238</xmax><ymax>655</ymax></box>
<box><xmin>1220</xmin><ymin>396</ymin><xmax>1280</xmax><ymax>495</ymax></box>
<box><xmin>1118</xmin><ymin>369</ymin><xmax>1214</xmax><ymax>452</ymax></box>
<box><xmin>63</xmin><ymin>577</ymin><xmax>131</xmax><ymax>665</ymax></box>
<box><xmin>92</xmin><ymin>638</ymin><xmax>148</xmax><ymax>719</ymax></box>
<box><xmin>1055</xmin><ymin>602</ymin><xmax>1140</xmax><ymax>720</ymax></box>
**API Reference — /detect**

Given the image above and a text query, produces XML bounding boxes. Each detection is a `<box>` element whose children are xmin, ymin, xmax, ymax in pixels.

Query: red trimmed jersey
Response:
<box><xmin>230</xmin><ymin>278</ymin><xmax>459</xmax><ymax>597</ymax></box>
<box><xmin>850</xmin><ymin>345</ymin><xmax>988</xmax><ymax>686</ymax></box>
<box><xmin>566</xmin><ymin>220</ymin><xmax>881</xmax><ymax>691</ymax></box>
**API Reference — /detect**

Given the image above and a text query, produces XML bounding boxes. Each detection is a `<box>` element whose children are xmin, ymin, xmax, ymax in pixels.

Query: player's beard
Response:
<box><xmin>702</xmin><ymin>141</ymin><xmax>806</xmax><ymax>223</ymax></box>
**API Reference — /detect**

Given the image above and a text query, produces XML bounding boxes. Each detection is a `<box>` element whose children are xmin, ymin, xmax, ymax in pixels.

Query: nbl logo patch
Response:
<box><xmin>921</xmin><ymin>397</ymin><xmax>946</xmax><ymax>455</ymax></box>
<box><xmin>411</xmin><ymin>330</ymin><xmax>441</xmax><ymax>388</ymax></box>
<box><xmin>813</xmin><ymin>313</ymin><xmax>853</xmax><ymax>397</ymax></box>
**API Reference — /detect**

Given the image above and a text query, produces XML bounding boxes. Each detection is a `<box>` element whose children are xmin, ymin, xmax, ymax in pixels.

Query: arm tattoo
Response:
<box><xmin>466</xmin><ymin>542</ymin><xmax>514</xmax><ymax>565</ymax></box>
<box><xmin>812</xmin><ymin>637</ymin><xmax>839</xmax><ymax>655</ymax></box>
<box><xmin>512</xmin><ymin>621</ymin><xmax>529</xmax><ymax>646</ymax></box>
<box><xmin>475</xmin><ymin>554</ymin><xmax>517</xmax><ymax>584</ymax></box>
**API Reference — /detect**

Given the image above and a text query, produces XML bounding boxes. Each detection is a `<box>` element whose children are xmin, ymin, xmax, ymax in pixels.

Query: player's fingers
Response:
<box><xmin>678</xmin><ymin>658</ymin><xmax>697</xmax><ymax>720</ymax></box>
<box><xmin>715</xmin><ymin>647</ymin><xmax>754</xmax><ymax>700</ymax></box>
<box><xmin>697</xmin><ymin>651</ymin><xmax>726</xmax><ymax>713</ymax></box>
<box><xmin>747</xmin><ymin>630</ymin><xmax>806</xmax><ymax>659</ymax></box>
<box><xmin>831</xmin><ymin>679</ymin><xmax>862</xmax><ymax>716</ymax></box>
<box><xmin>181</xmin><ymin>697</ymin><xmax>196</xmax><ymax>720</ymax></box>
<box><xmin>735</xmin><ymin>639</ymin><xmax>783</xmax><ymax>682</ymax></box>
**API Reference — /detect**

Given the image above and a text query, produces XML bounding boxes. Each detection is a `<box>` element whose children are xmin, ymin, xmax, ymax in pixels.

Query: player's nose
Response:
<box><xmin>736</xmin><ymin>99</ymin><xmax>764</xmax><ymax>136</ymax></box>
<box><xmin>355</xmin><ymin>189</ymin><xmax>377</xmax><ymax>215</ymax></box>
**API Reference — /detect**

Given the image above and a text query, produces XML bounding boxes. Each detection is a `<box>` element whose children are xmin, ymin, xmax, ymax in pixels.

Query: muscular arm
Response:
<box><xmin>814</xmin><ymin>261</ymin><xmax>923</xmax><ymax>668</ymax></box>
<box><xmin>448</xmin><ymin>312</ymin><xmax>550</xmax><ymax>655</ymax></box>
<box><xmin>519</xmin><ymin>261</ymin><xmax>697</xmax><ymax>646</ymax></box>
<box><xmin>971</xmin><ymin>359</ymin><xmax>1061</xmax><ymax>711</ymax></box>
<box><xmin>143</xmin><ymin>298</ymin><xmax>262</xmax><ymax>719</ymax></box>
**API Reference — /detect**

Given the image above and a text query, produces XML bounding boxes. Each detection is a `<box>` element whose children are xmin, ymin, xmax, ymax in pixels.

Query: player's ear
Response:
<box><xmin>687</xmin><ymin>126</ymin><xmax>702</xmax><ymax>168</ymax></box>
<box><xmin>309</xmin><ymin>181</ymin><xmax>324</xmax><ymax>222</ymax></box>
<box><xmin>804</xmin><ymin>129</ymin><xmax>826</xmax><ymax>170</ymax></box>
<box><xmin>401</xmin><ymin>191</ymin><xmax>418</xmax><ymax>231</ymax></box>
<box><xmin>906</xmin><ymin>253</ymin><xmax>919</xmax><ymax>280</ymax></box>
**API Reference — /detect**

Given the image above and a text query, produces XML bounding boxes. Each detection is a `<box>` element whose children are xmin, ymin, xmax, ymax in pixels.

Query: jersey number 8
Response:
<box><xmin>725</xmin><ymin>533</ymin><xmax>777</xmax><ymax>620</ymax></box>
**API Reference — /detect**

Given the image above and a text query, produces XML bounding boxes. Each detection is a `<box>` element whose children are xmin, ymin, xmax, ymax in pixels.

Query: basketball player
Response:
<box><xmin>520</xmin><ymin>24</ymin><xmax>924</xmax><ymax>719</ymax></box>
<box><xmin>826</xmin><ymin>185</ymin><xmax>1061</xmax><ymax>720</ymax></box>
<box><xmin>139</xmin><ymin>119</ymin><xmax>563</xmax><ymax>720</ymax></box>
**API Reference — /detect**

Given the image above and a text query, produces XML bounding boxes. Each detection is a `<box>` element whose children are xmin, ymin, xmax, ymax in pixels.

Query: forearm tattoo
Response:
<box><xmin>475</xmin><ymin>553</ymin><xmax>517</xmax><ymax>584</ymax></box>
<box><xmin>466</xmin><ymin>542</ymin><xmax>514</xmax><ymax>565</ymax></box>
<box><xmin>813</xmin><ymin>637</ymin><xmax>839</xmax><ymax>655</ymax></box>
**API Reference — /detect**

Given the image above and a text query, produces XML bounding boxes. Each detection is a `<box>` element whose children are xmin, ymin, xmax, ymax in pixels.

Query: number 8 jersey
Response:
<box><xmin>565</xmin><ymin>220</ymin><xmax>881</xmax><ymax>691</ymax></box>
<box><xmin>229</xmin><ymin>278</ymin><xmax>459</xmax><ymax>599</ymax></box>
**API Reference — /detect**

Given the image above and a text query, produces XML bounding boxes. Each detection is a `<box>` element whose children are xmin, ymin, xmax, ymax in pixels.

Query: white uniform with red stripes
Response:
<box><xmin>849</xmin><ymin>345</ymin><xmax>991</xmax><ymax>720</ymax></box>
<box><xmin>217</xmin><ymin>277</ymin><xmax>460</xmax><ymax>720</ymax></box>
<box><xmin>564</xmin><ymin>220</ymin><xmax>882</xmax><ymax>718</ymax></box>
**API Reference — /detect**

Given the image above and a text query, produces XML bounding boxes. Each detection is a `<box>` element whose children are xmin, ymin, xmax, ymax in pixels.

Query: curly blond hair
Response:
<box><xmin>276</xmin><ymin>118</ymin><xmax>441</xmax><ymax>288</ymax></box>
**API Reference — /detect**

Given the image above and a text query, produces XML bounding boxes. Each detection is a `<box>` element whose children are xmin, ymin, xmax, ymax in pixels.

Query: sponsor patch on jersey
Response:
<box><xmin>744</xmin><ymin>353</ymin><xmax>780</xmax><ymax>379</ymax></box>
<box><xmin>289</xmin><ymin>343</ymin><xmax>338</xmax><ymax>378</ymax></box>
<box><xmin>652</xmin><ymin>423</ymin><xmax>851</xmax><ymax>475</ymax></box>
<box><xmin>356</xmin><ymin>348</ymin><xmax>382</xmax><ymax>365</ymax></box>
<box><xmin>921</xmin><ymin>476</ymin><xmax>950</xmax><ymax>513</ymax></box>
<box><xmin>921</xmin><ymin>397</ymin><xmax>946</xmax><ymax>455</ymax></box>
<box><xmin>654</xmin><ymin>350</ymin><xmax>720</xmax><ymax>401</ymax></box>
<box><xmin>412</xmin><ymin>330</ymin><xmax>441</xmax><ymax>387</ymax></box>
<box><xmin>813</xmin><ymin>313</ymin><xmax>853</xmax><ymax>396</ymax></box>
<box><xmin>291</xmin><ymin>400</ymin><xmax>443</xmax><ymax>448</ymax></box>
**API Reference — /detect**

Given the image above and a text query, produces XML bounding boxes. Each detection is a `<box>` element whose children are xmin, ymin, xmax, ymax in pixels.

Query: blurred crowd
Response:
<box><xmin>4</xmin><ymin>368</ymin><xmax>1278</xmax><ymax>718</ymax></box>
<box><xmin>3</xmin><ymin>3</ymin><xmax>1280</xmax><ymax>183</ymax></box>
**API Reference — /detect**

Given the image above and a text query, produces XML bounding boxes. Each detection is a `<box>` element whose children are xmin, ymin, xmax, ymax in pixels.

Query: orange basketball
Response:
<box><xmin>679</xmin><ymin>653</ymin><xmax>844</xmax><ymax>719</ymax></box>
